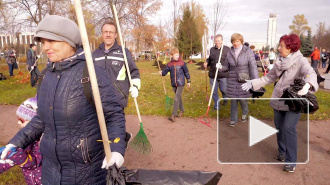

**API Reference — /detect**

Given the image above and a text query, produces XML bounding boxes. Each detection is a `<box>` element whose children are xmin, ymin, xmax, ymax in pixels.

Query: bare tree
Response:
<box><xmin>210</xmin><ymin>0</ymin><xmax>227</xmax><ymax>44</ymax></box>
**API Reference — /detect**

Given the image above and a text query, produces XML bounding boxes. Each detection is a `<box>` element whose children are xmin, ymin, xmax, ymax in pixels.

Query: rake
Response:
<box><xmin>153</xmin><ymin>42</ymin><xmax>173</xmax><ymax>111</ymax></box>
<box><xmin>199</xmin><ymin>44</ymin><xmax>224</xmax><ymax>127</ymax></box>
<box><xmin>203</xmin><ymin>35</ymin><xmax>209</xmax><ymax>101</ymax></box>
<box><xmin>113</xmin><ymin>5</ymin><xmax>152</xmax><ymax>154</ymax></box>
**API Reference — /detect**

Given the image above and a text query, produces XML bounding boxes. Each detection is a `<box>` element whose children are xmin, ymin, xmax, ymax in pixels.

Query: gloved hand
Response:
<box><xmin>241</xmin><ymin>80</ymin><xmax>253</xmax><ymax>91</ymax></box>
<box><xmin>0</xmin><ymin>159</ymin><xmax>14</xmax><ymax>166</ymax></box>
<box><xmin>0</xmin><ymin>144</ymin><xmax>17</xmax><ymax>160</ymax></box>
<box><xmin>203</xmin><ymin>62</ymin><xmax>207</xmax><ymax>68</ymax></box>
<box><xmin>129</xmin><ymin>86</ymin><xmax>139</xmax><ymax>98</ymax></box>
<box><xmin>101</xmin><ymin>152</ymin><xmax>124</xmax><ymax>169</ymax></box>
<box><xmin>297</xmin><ymin>83</ymin><xmax>311</xmax><ymax>95</ymax></box>
<box><xmin>31</xmin><ymin>66</ymin><xmax>35</xmax><ymax>71</ymax></box>
<box><xmin>216</xmin><ymin>63</ymin><xmax>222</xmax><ymax>69</ymax></box>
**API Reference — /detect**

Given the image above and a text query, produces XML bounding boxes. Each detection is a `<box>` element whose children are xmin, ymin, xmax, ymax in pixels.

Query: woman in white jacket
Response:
<box><xmin>242</xmin><ymin>34</ymin><xmax>318</xmax><ymax>173</ymax></box>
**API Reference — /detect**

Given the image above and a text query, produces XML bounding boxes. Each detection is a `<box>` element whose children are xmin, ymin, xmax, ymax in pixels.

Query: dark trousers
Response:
<box><xmin>172</xmin><ymin>86</ymin><xmax>184</xmax><ymax>116</ymax></box>
<box><xmin>30</xmin><ymin>67</ymin><xmax>41</xmax><ymax>87</ymax></box>
<box><xmin>322</xmin><ymin>60</ymin><xmax>327</xmax><ymax>68</ymax></box>
<box><xmin>274</xmin><ymin>109</ymin><xmax>301</xmax><ymax>167</ymax></box>
<box><xmin>7</xmin><ymin>63</ymin><xmax>14</xmax><ymax>76</ymax></box>
<box><xmin>326</xmin><ymin>62</ymin><xmax>330</xmax><ymax>73</ymax></box>
<box><xmin>209</xmin><ymin>78</ymin><xmax>228</xmax><ymax>109</ymax></box>
<box><xmin>311</xmin><ymin>60</ymin><xmax>318</xmax><ymax>68</ymax></box>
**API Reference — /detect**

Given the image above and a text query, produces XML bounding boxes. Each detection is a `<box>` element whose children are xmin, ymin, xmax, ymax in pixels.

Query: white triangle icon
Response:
<box><xmin>249</xmin><ymin>116</ymin><xmax>278</xmax><ymax>147</ymax></box>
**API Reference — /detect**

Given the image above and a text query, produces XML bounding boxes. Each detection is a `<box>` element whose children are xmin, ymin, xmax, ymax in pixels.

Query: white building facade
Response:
<box><xmin>267</xmin><ymin>13</ymin><xmax>277</xmax><ymax>49</ymax></box>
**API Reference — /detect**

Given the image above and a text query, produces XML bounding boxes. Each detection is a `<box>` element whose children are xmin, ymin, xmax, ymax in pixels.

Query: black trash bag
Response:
<box><xmin>124</xmin><ymin>169</ymin><xmax>222</xmax><ymax>185</ymax></box>
<box><xmin>30</xmin><ymin>67</ymin><xmax>40</xmax><ymax>87</ymax></box>
<box><xmin>107</xmin><ymin>167</ymin><xmax>222</xmax><ymax>185</ymax></box>
<box><xmin>0</xmin><ymin>73</ymin><xmax>6</xmax><ymax>80</ymax></box>
<box><xmin>107</xmin><ymin>165</ymin><xmax>126</xmax><ymax>185</ymax></box>
<box><xmin>281</xmin><ymin>78</ymin><xmax>319</xmax><ymax>114</ymax></box>
<box><xmin>250</xmin><ymin>87</ymin><xmax>266</xmax><ymax>99</ymax></box>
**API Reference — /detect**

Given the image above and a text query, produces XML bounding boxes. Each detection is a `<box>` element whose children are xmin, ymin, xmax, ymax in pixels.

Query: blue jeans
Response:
<box><xmin>274</xmin><ymin>109</ymin><xmax>301</xmax><ymax>167</ymax></box>
<box><xmin>322</xmin><ymin>60</ymin><xmax>327</xmax><ymax>68</ymax></box>
<box><xmin>230</xmin><ymin>99</ymin><xmax>248</xmax><ymax>122</ymax></box>
<box><xmin>311</xmin><ymin>60</ymin><xmax>317</xmax><ymax>68</ymax></box>
<box><xmin>7</xmin><ymin>63</ymin><xmax>14</xmax><ymax>76</ymax></box>
<box><xmin>209</xmin><ymin>78</ymin><xmax>227</xmax><ymax>109</ymax></box>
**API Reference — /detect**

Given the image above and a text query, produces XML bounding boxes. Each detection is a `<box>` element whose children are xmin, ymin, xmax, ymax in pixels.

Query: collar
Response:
<box><xmin>47</xmin><ymin>48</ymin><xmax>85</xmax><ymax>72</ymax></box>
<box><xmin>99</xmin><ymin>40</ymin><xmax>120</xmax><ymax>53</ymax></box>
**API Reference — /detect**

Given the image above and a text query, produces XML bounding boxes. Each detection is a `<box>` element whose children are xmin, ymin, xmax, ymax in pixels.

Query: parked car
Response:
<box><xmin>190</xmin><ymin>53</ymin><xmax>202</xmax><ymax>59</ymax></box>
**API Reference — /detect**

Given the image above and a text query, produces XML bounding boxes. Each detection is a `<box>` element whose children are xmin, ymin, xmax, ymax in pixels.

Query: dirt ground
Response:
<box><xmin>1</xmin><ymin>105</ymin><xmax>330</xmax><ymax>185</ymax></box>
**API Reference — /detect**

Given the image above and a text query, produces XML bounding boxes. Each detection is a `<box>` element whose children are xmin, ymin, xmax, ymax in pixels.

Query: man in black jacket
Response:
<box><xmin>92</xmin><ymin>21</ymin><xmax>140</xmax><ymax>147</ymax></box>
<box><xmin>204</xmin><ymin>34</ymin><xmax>230</xmax><ymax>110</ymax></box>
<box><xmin>27</xmin><ymin>44</ymin><xmax>40</xmax><ymax>87</ymax></box>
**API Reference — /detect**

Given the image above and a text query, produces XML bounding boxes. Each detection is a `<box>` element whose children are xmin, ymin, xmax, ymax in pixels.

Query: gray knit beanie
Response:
<box><xmin>34</xmin><ymin>15</ymin><xmax>82</xmax><ymax>48</ymax></box>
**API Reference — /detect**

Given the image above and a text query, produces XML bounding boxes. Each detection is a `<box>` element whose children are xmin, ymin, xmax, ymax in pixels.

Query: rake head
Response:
<box><xmin>130</xmin><ymin>122</ymin><xmax>152</xmax><ymax>154</ymax></box>
<box><xmin>165</xmin><ymin>95</ymin><xmax>173</xmax><ymax>111</ymax></box>
<box><xmin>199</xmin><ymin>106</ymin><xmax>211</xmax><ymax>127</ymax></box>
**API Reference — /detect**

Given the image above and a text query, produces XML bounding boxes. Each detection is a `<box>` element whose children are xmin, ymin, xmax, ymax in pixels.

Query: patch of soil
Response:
<box><xmin>1</xmin><ymin>105</ymin><xmax>330</xmax><ymax>184</ymax></box>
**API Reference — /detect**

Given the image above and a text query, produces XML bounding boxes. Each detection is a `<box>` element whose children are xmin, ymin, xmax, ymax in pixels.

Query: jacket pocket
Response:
<box><xmin>77</xmin><ymin>138</ymin><xmax>92</xmax><ymax>164</ymax></box>
<box><xmin>114</xmin><ymin>81</ymin><xmax>128</xmax><ymax>102</ymax></box>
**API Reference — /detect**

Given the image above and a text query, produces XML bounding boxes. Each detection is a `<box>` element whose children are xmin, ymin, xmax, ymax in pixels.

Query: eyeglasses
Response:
<box><xmin>102</xmin><ymin>31</ymin><xmax>116</xmax><ymax>35</ymax></box>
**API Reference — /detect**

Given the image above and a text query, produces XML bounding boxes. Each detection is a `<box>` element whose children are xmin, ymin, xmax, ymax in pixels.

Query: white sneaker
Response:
<box><xmin>242</xmin><ymin>115</ymin><xmax>248</xmax><ymax>122</ymax></box>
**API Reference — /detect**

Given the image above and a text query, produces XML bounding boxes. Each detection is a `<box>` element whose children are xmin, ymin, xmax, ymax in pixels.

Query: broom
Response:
<box><xmin>74</xmin><ymin>0</ymin><xmax>112</xmax><ymax>166</ymax></box>
<box><xmin>152</xmin><ymin>42</ymin><xmax>173</xmax><ymax>111</ymax></box>
<box><xmin>113</xmin><ymin>5</ymin><xmax>151</xmax><ymax>154</ymax></box>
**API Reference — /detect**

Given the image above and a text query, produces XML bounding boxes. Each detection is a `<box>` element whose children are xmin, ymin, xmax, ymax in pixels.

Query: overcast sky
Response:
<box><xmin>154</xmin><ymin>0</ymin><xmax>330</xmax><ymax>46</ymax></box>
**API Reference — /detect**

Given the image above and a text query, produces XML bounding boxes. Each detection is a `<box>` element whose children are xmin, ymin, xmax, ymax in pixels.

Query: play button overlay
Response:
<box><xmin>249</xmin><ymin>116</ymin><xmax>278</xmax><ymax>147</ymax></box>
<box><xmin>217</xmin><ymin>98</ymin><xmax>309</xmax><ymax>164</ymax></box>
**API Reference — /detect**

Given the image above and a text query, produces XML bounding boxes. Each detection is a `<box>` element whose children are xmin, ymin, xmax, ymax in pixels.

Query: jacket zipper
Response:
<box><xmin>78</xmin><ymin>139</ymin><xmax>88</xmax><ymax>163</ymax></box>
<box><xmin>174</xmin><ymin>62</ymin><xmax>178</xmax><ymax>87</ymax></box>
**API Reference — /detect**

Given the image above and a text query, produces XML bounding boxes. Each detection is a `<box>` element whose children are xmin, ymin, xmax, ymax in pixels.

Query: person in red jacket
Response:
<box><xmin>310</xmin><ymin>47</ymin><xmax>320</xmax><ymax>68</ymax></box>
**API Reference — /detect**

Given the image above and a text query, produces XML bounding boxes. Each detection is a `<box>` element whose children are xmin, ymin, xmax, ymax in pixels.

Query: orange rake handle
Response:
<box><xmin>199</xmin><ymin>106</ymin><xmax>211</xmax><ymax>128</ymax></box>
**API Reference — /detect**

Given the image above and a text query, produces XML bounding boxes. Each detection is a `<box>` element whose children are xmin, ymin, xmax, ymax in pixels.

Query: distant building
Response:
<box><xmin>267</xmin><ymin>13</ymin><xmax>277</xmax><ymax>49</ymax></box>
<box><xmin>0</xmin><ymin>32</ymin><xmax>36</xmax><ymax>48</ymax></box>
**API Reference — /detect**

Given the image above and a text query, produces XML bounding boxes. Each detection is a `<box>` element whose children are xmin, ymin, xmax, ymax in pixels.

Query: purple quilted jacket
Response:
<box><xmin>0</xmin><ymin>141</ymin><xmax>42</xmax><ymax>185</ymax></box>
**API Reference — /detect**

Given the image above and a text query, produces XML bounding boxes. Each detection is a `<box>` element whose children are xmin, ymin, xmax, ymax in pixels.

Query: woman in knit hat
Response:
<box><xmin>0</xmin><ymin>15</ymin><xmax>126</xmax><ymax>185</ymax></box>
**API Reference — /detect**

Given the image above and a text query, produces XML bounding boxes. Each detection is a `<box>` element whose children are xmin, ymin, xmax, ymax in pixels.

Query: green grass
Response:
<box><xmin>1</xmin><ymin>59</ymin><xmax>330</xmax><ymax>120</ymax></box>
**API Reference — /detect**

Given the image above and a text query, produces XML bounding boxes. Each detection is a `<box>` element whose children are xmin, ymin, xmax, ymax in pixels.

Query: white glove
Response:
<box><xmin>216</xmin><ymin>63</ymin><xmax>222</xmax><ymax>69</ymax></box>
<box><xmin>101</xmin><ymin>152</ymin><xmax>124</xmax><ymax>169</ymax></box>
<box><xmin>297</xmin><ymin>83</ymin><xmax>311</xmax><ymax>96</ymax></box>
<box><xmin>0</xmin><ymin>159</ymin><xmax>14</xmax><ymax>166</ymax></box>
<box><xmin>0</xmin><ymin>144</ymin><xmax>17</xmax><ymax>160</ymax></box>
<box><xmin>31</xmin><ymin>66</ymin><xmax>34</xmax><ymax>70</ymax></box>
<box><xmin>241</xmin><ymin>80</ymin><xmax>253</xmax><ymax>91</ymax></box>
<box><xmin>129</xmin><ymin>86</ymin><xmax>139</xmax><ymax>98</ymax></box>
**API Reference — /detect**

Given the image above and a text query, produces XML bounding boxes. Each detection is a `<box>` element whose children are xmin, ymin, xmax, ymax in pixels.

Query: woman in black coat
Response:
<box><xmin>0</xmin><ymin>15</ymin><xmax>126</xmax><ymax>185</ymax></box>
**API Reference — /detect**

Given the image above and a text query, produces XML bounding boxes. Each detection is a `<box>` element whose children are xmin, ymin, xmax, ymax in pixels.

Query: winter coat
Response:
<box><xmin>6</xmin><ymin>50</ymin><xmax>15</xmax><ymax>64</ymax></box>
<box><xmin>27</xmin><ymin>49</ymin><xmax>37</xmax><ymax>70</ymax></box>
<box><xmin>222</xmin><ymin>45</ymin><xmax>259</xmax><ymax>98</ymax></box>
<box><xmin>162</xmin><ymin>58</ymin><xmax>191</xmax><ymax>87</ymax></box>
<box><xmin>206</xmin><ymin>45</ymin><xmax>230</xmax><ymax>79</ymax></box>
<box><xmin>251</xmin><ymin>50</ymin><xmax>319</xmax><ymax>111</ymax></box>
<box><xmin>92</xmin><ymin>41</ymin><xmax>140</xmax><ymax>109</ymax></box>
<box><xmin>0</xmin><ymin>141</ymin><xmax>42</xmax><ymax>185</ymax></box>
<box><xmin>9</xmin><ymin>48</ymin><xmax>126</xmax><ymax>185</ymax></box>
<box><xmin>310</xmin><ymin>49</ymin><xmax>320</xmax><ymax>60</ymax></box>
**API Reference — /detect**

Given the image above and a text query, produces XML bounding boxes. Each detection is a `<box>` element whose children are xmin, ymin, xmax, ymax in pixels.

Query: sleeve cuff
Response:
<box><xmin>132</xmin><ymin>78</ymin><xmax>141</xmax><ymax>90</ymax></box>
